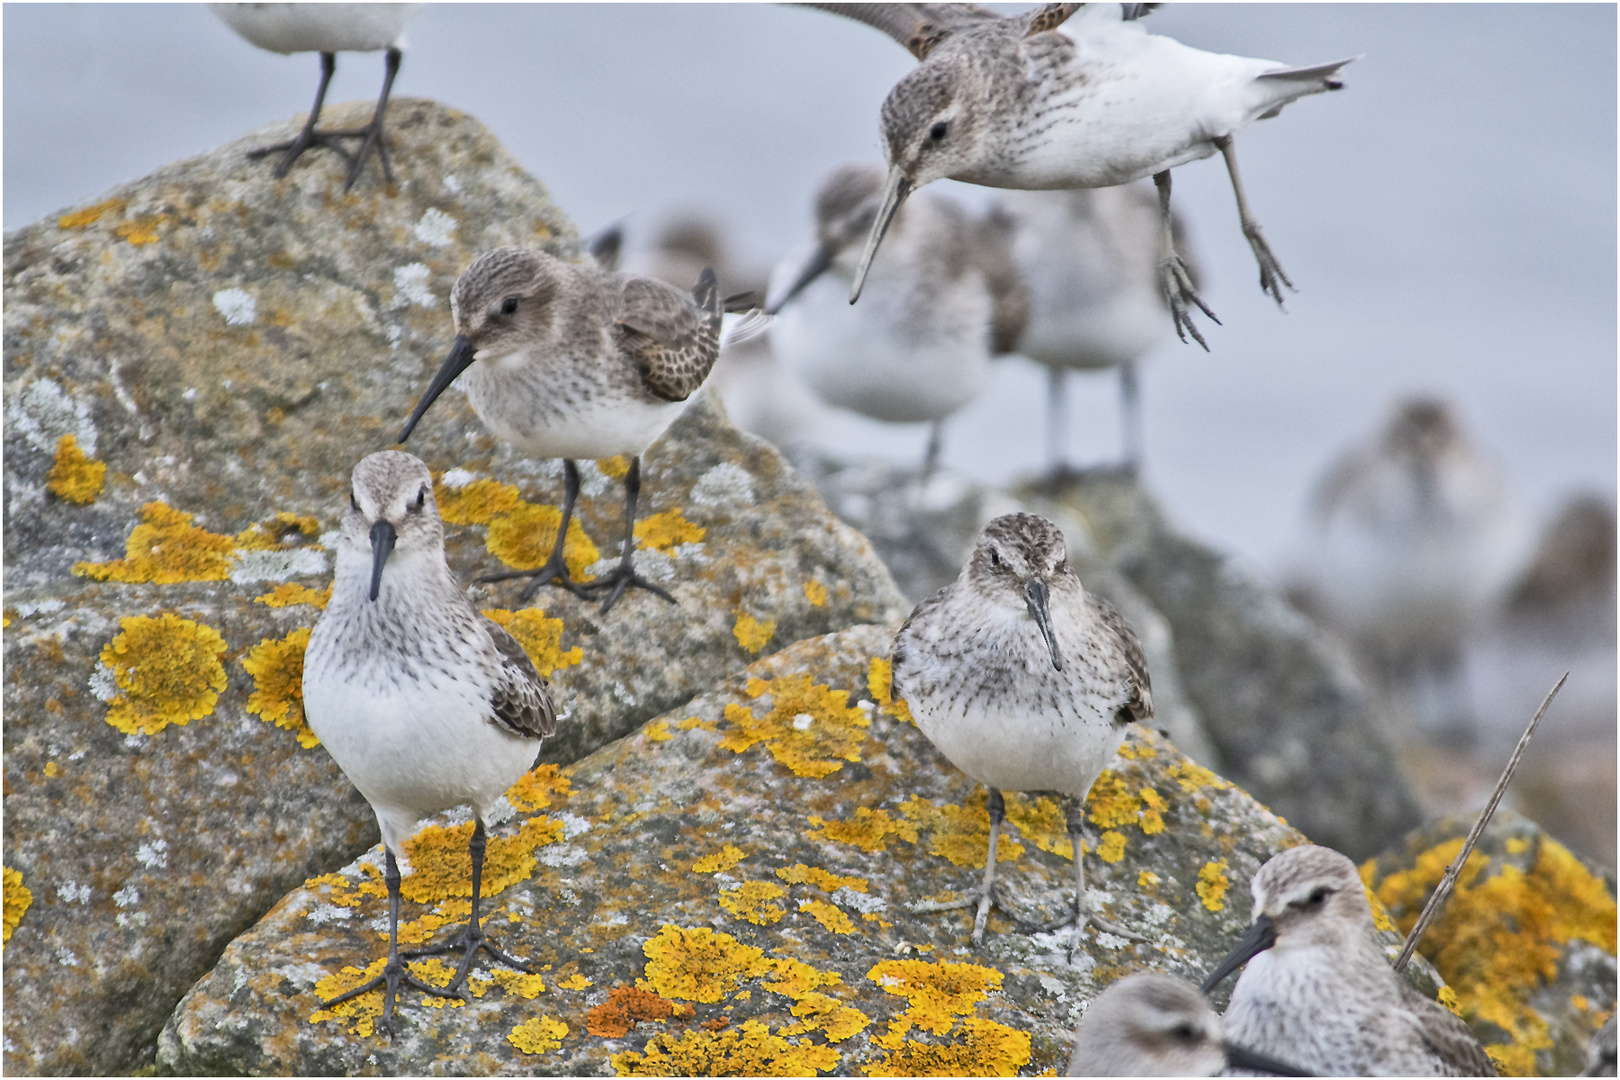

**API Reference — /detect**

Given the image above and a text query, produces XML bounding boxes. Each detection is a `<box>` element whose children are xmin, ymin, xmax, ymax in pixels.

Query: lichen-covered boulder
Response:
<box><xmin>158</xmin><ymin>624</ymin><xmax>1448</xmax><ymax>1076</ymax></box>
<box><xmin>1364</xmin><ymin>811</ymin><xmax>1618</xmax><ymax>1077</ymax></box>
<box><xmin>2</xmin><ymin>99</ymin><xmax>903</xmax><ymax>1075</ymax></box>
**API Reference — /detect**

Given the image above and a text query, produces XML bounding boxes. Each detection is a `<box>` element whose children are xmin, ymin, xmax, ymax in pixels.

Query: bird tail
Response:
<box><xmin>1258</xmin><ymin>56</ymin><xmax>1358</xmax><ymax>92</ymax></box>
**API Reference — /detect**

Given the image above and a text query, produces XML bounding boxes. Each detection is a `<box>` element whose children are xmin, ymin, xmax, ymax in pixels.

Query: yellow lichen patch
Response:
<box><xmin>1137</xmin><ymin>787</ymin><xmax>1167</xmax><ymax>834</ymax></box>
<box><xmin>1196</xmin><ymin>859</ymin><xmax>1230</xmax><ymax>912</ymax></box>
<box><xmin>776</xmin><ymin>864</ymin><xmax>869</xmax><ymax>893</ymax></box>
<box><xmin>481</xmin><ymin>606</ymin><xmax>583</xmax><ymax>677</ymax></box>
<box><xmin>557</xmin><ymin>973</ymin><xmax>592</xmax><ymax>991</ymax></box>
<box><xmin>611</xmin><ymin>1018</ymin><xmax>839</xmax><ymax>1077</ymax></box>
<box><xmin>398</xmin><ymin>816</ymin><xmax>563</xmax><ymax>903</ymax></box>
<box><xmin>74</xmin><ymin>502</ymin><xmax>237</xmax><ymax>583</ymax></box>
<box><xmin>635</xmin><ymin>508</ymin><xmax>705</xmax><ymax>552</ymax></box>
<box><xmin>1095</xmin><ymin>831</ymin><xmax>1128</xmax><ymax>863</ymax></box>
<box><xmin>1166</xmin><ymin>761</ymin><xmax>1229</xmax><ymax>794</ymax></box>
<box><xmin>395</xmin><ymin>898</ymin><xmax>471</xmax><ymax>947</ymax></box>
<box><xmin>639</xmin><ymin>924</ymin><xmax>771</xmax><ymax>1004</ymax></box>
<box><xmin>508</xmin><ymin>1015</ymin><xmax>569</xmax><ymax>1053</ymax></box>
<box><xmin>866</xmin><ymin>657</ymin><xmax>913</xmax><ymax>724</ymax></box>
<box><xmin>505</xmin><ymin>763</ymin><xmax>571</xmax><ymax>813</ymax></box>
<box><xmin>99</xmin><ymin>614</ymin><xmax>229</xmax><ymax>735</ymax></box>
<box><xmin>677</xmin><ymin>716</ymin><xmax>716</xmax><ymax>732</ymax></box>
<box><xmin>310</xmin><ymin>957</ymin><xmax>460</xmax><ymax>1035</ymax></box>
<box><xmin>1362</xmin><ymin>883</ymin><xmax>1395</xmax><ymax>932</ymax></box>
<box><xmin>719</xmin><ymin>675</ymin><xmax>871</xmax><ymax>778</ymax></box>
<box><xmin>1138</xmin><ymin>870</ymin><xmax>1161</xmax><ymax>890</ymax></box>
<box><xmin>720</xmin><ymin>882</ymin><xmax>787</xmax><ymax>925</ymax></box>
<box><xmin>864</xmin><ymin>1016</ymin><xmax>1031</xmax><ymax>1077</ymax></box>
<box><xmin>807</xmin><ymin>808</ymin><xmax>919</xmax><ymax>854</ymax></box>
<box><xmin>898</xmin><ymin>794</ymin><xmax>1023</xmax><ymax>868</ymax></box>
<box><xmin>645</xmin><ymin>719</ymin><xmax>675</xmax><ymax>742</ymax></box>
<box><xmin>866</xmin><ymin>959</ymin><xmax>1003</xmax><ymax>1035</ymax></box>
<box><xmin>243</xmin><ymin>626</ymin><xmax>318</xmax><ymax>748</ymax></box>
<box><xmin>433</xmin><ymin>475</ymin><xmax>525</xmax><ymax>525</ymax></box>
<box><xmin>1438</xmin><ymin>985</ymin><xmax>1464</xmax><ymax>1017</ymax></box>
<box><xmin>804</xmin><ymin>579</ymin><xmax>828</xmax><ymax>607</ymax></box>
<box><xmin>255</xmin><ymin>582</ymin><xmax>332</xmax><ymax>609</ymax></box>
<box><xmin>596</xmin><ymin>455</ymin><xmax>631</xmax><ymax>479</ymax></box>
<box><xmin>305</xmin><ymin>862</ymin><xmax>389</xmax><ymax>909</ymax></box>
<box><xmin>44</xmin><ymin>761</ymin><xmax>62</xmax><ymax>778</ymax></box>
<box><xmin>733</xmin><ymin>611</ymin><xmax>777</xmax><ymax>654</ymax></box>
<box><xmin>235</xmin><ymin>511</ymin><xmax>321</xmax><ymax>551</ymax></box>
<box><xmin>692</xmin><ymin>844</ymin><xmax>749</xmax><ymax>874</ymax></box>
<box><xmin>486</xmin><ymin>504</ymin><xmax>600</xmax><ymax>581</ymax></box>
<box><xmin>1004</xmin><ymin>794</ymin><xmax>1073</xmax><ymax>858</ymax></box>
<box><xmin>4</xmin><ymin>867</ymin><xmax>33</xmax><ymax>945</ymax></box>
<box><xmin>586</xmin><ymin>985</ymin><xmax>697</xmax><ymax>1038</ymax></box>
<box><xmin>482</xmin><ymin>968</ymin><xmax>548</xmax><ymax>1000</ymax></box>
<box><xmin>798</xmin><ymin>899</ymin><xmax>857</xmax><ymax>935</ymax></box>
<box><xmin>784</xmin><ymin>992</ymin><xmax>871</xmax><ymax>1043</ymax></box>
<box><xmin>115</xmin><ymin>216</ymin><xmax>165</xmax><ymax>245</ymax></box>
<box><xmin>59</xmin><ymin>197</ymin><xmax>127</xmax><ymax>229</ymax></box>
<box><xmin>47</xmin><ymin>434</ymin><xmax>106</xmax><ymax>504</ymax></box>
<box><xmin>761</xmin><ymin>956</ymin><xmax>842</xmax><ymax>1001</ymax></box>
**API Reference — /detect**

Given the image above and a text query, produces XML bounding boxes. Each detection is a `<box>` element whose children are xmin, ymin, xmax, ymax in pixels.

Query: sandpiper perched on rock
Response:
<box><xmin>1067</xmin><ymin>971</ymin><xmax>1310</xmax><ymax>1076</ymax></box>
<box><xmin>212</xmin><ymin>3</ymin><xmax>419</xmax><ymax>191</ymax></box>
<box><xmin>890</xmin><ymin>512</ymin><xmax>1152</xmax><ymax>951</ymax></box>
<box><xmin>398</xmin><ymin>246</ymin><xmax>743</xmax><ymax>616</ymax></box>
<box><xmin>803</xmin><ymin>3</ymin><xmax>1352</xmax><ymax>346</ymax></box>
<box><xmin>302</xmin><ymin>451</ymin><xmax>555</xmax><ymax>1035</ymax></box>
<box><xmin>1201</xmin><ymin>844</ymin><xmax>1497</xmax><ymax>1076</ymax></box>
<box><xmin>766</xmin><ymin>162</ymin><xmax>1027</xmax><ymax>475</ymax></box>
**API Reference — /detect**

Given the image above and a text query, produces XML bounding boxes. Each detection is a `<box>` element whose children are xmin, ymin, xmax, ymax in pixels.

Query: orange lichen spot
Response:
<box><xmin>610</xmin><ymin>1018</ymin><xmax>839</xmax><ymax>1077</ymax></box>
<box><xmin>99</xmin><ymin>614</ymin><xmax>228</xmax><ymax>735</ymax></box>
<box><xmin>798</xmin><ymin>899</ymin><xmax>856</xmax><ymax>935</ymax></box>
<box><xmin>898</xmin><ymin>794</ymin><xmax>1023</xmax><ymax>868</ymax></box>
<box><xmin>508</xmin><ymin>1015</ymin><xmax>568</xmax><ymax>1053</ymax></box>
<box><xmin>646</xmin><ymin>720</ymin><xmax>674</xmax><ymax>742</ymax></box>
<box><xmin>255</xmin><ymin>582</ymin><xmax>332</xmax><ymax>609</ymax></box>
<box><xmin>1166</xmin><ymin>761</ymin><xmax>1229</xmax><ymax>793</ymax></box>
<box><xmin>1095</xmin><ymin>830</ymin><xmax>1128</xmax><ymax>864</ymax></box>
<box><xmin>487</xmin><ymin>503</ymin><xmax>600</xmax><ymax>581</ymax></box>
<box><xmin>1196</xmin><ymin>859</ymin><xmax>1230</xmax><ymax>912</ymax></box>
<box><xmin>866</xmin><ymin>657</ymin><xmax>913</xmax><ymax>724</ymax></box>
<box><xmin>784</xmin><ymin>992</ymin><xmax>871</xmax><ymax>1043</ymax></box>
<box><xmin>434</xmin><ymin>475</ymin><xmax>524</xmax><ymax>525</ymax></box>
<box><xmin>398</xmin><ymin>816</ymin><xmax>562</xmax><ymax>903</ymax></box>
<box><xmin>58</xmin><ymin>197</ymin><xmax>127</xmax><ymax>229</ymax></box>
<box><xmin>243</xmin><ymin>626</ymin><xmax>318</xmax><ymax>747</ymax></box>
<box><xmin>505</xmin><ymin>763</ymin><xmax>571</xmax><ymax>813</ymax></box>
<box><xmin>47</xmin><ymin>434</ymin><xmax>106</xmax><ymax>504</ymax></box>
<box><xmin>733</xmin><ymin>611</ymin><xmax>777</xmax><ymax>653</ymax></box>
<box><xmin>866</xmin><ymin>959</ymin><xmax>1003</xmax><ymax>1034</ymax></box>
<box><xmin>4</xmin><ymin>867</ymin><xmax>32</xmax><ymax>946</ymax></box>
<box><xmin>482</xmin><ymin>606</ymin><xmax>583</xmax><ymax>677</ymax></box>
<box><xmin>1004</xmin><ymin>794</ymin><xmax>1073</xmax><ymax>859</ymax></box>
<box><xmin>807</xmin><ymin>807</ymin><xmax>919</xmax><ymax>854</ymax></box>
<box><xmin>639</xmin><ymin>924</ymin><xmax>771</xmax><ymax>1004</ymax></box>
<box><xmin>235</xmin><ymin>511</ymin><xmax>321</xmax><ymax>551</ymax></box>
<box><xmin>596</xmin><ymin>455</ymin><xmax>631</xmax><ymax>479</ymax></box>
<box><xmin>587</xmin><ymin>985</ymin><xmax>697</xmax><ymax>1038</ymax></box>
<box><xmin>557</xmin><ymin>973</ymin><xmax>592</xmax><ymax>991</ymax></box>
<box><xmin>692</xmin><ymin>844</ymin><xmax>749</xmax><ymax>874</ymax></box>
<box><xmin>720</xmin><ymin>881</ymin><xmax>787</xmax><ymax>925</ymax></box>
<box><xmin>74</xmin><ymin>502</ymin><xmax>237</xmax><ymax>583</ymax></box>
<box><xmin>114</xmin><ymin>217</ymin><xmax>164</xmax><ymax>245</ymax></box>
<box><xmin>635</xmin><ymin>508</ymin><xmax>705</xmax><ymax>552</ymax></box>
<box><xmin>804</xmin><ymin>579</ymin><xmax>828</xmax><ymax>607</ymax></box>
<box><xmin>864</xmin><ymin>1015</ymin><xmax>1031</xmax><ymax>1077</ymax></box>
<box><xmin>776</xmin><ymin>864</ymin><xmax>869</xmax><ymax>894</ymax></box>
<box><xmin>719</xmin><ymin>675</ymin><xmax>870</xmax><ymax>778</ymax></box>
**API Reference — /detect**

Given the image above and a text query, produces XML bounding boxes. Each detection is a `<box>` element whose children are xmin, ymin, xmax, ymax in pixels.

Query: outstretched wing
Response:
<box><xmin>1087</xmin><ymin>591</ymin><xmax>1154</xmax><ymax>725</ymax></box>
<box><xmin>483</xmin><ymin>617</ymin><xmax>557</xmax><ymax>741</ymax></box>
<box><xmin>798</xmin><ymin>3</ymin><xmax>1005</xmax><ymax>59</ymax></box>
<box><xmin>615</xmin><ymin>269</ymin><xmax>722</xmax><ymax>403</ymax></box>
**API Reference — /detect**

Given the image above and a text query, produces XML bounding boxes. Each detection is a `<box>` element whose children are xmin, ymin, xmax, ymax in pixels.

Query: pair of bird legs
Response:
<box><xmin>1043</xmin><ymin>362</ymin><xmax>1142</xmax><ymax>484</ymax></box>
<box><xmin>319</xmin><ymin>821</ymin><xmax>528</xmax><ymax>1038</ymax></box>
<box><xmin>247</xmin><ymin>48</ymin><xmax>401</xmax><ymax>192</ymax></box>
<box><xmin>1157</xmin><ymin>135</ymin><xmax>1293</xmax><ymax>351</ymax></box>
<box><xmin>914</xmin><ymin>788</ymin><xmax>1147</xmax><ymax>960</ymax></box>
<box><xmin>481</xmin><ymin>457</ymin><xmax>676</xmax><ymax>617</ymax></box>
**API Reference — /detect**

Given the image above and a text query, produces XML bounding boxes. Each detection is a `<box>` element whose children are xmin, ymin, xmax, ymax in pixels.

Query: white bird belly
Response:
<box><xmin>465</xmin><ymin>366</ymin><xmax>687</xmax><ymax>460</ymax></box>
<box><xmin>911</xmin><ymin>694</ymin><xmax>1121</xmax><ymax>797</ymax></box>
<box><xmin>212</xmin><ymin>3</ymin><xmax>417</xmax><ymax>54</ymax></box>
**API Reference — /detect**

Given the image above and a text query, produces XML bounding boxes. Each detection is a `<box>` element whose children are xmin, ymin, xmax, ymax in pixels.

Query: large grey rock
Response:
<box><xmin>1</xmin><ymin>99</ymin><xmax>903</xmax><ymax>1075</ymax></box>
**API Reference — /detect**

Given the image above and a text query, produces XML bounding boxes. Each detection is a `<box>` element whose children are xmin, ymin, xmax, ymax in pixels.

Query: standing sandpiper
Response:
<box><xmin>803</xmin><ymin>3</ymin><xmax>1352</xmax><ymax>346</ymax></box>
<box><xmin>398</xmin><ymin>246</ymin><xmax>731</xmax><ymax>616</ymax></box>
<box><xmin>212</xmin><ymin>3</ymin><xmax>419</xmax><ymax>191</ymax></box>
<box><xmin>1067</xmin><ymin>971</ymin><xmax>1311</xmax><ymax>1077</ymax></box>
<box><xmin>302</xmin><ymin>451</ymin><xmax>556</xmax><ymax>1035</ymax></box>
<box><xmin>766</xmin><ymin>162</ymin><xmax>1027</xmax><ymax>475</ymax></box>
<box><xmin>890</xmin><ymin>512</ymin><xmax>1152</xmax><ymax>952</ymax></box>
<box><xmin>1201</xmin><ymin>844</ymin><xmax>1497</xmax><ymax>1076</ymax></box>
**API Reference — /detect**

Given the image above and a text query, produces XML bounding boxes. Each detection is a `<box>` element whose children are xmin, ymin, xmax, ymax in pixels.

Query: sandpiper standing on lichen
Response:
<box><xmin>1201</xmin><ymin>844</ymin><xmax>1497</xmax><ymax>1076</ymax></box>
<box><xmin>890</xmin><ymin>512</ymin><xmax>1152</xmax><ymax>953</ymax></box>
<box><xmin>303</xmin><ymin>450</ymin><xmax>555</xmax><ymax>1035</ymax></box>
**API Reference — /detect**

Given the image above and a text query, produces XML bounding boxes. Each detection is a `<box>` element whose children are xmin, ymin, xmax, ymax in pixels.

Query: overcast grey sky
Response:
<box><xmin>5</xmin><ymin>4</ymin><xmax>1614</xmax><ymax>577</ymax></box>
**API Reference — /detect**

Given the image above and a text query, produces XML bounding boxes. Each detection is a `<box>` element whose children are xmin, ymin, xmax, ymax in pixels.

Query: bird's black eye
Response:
<box><xmin>929</xmin><ymin>120</ymin><xmax>949</xmax><ymax>141</ymax></box>
<box><xmin>988</xmin><ymin>548</ymin><xmax>1001</xmax><ymax>568</ymax></box>
<box><xmin>350</xmin><ymin>491</ymin><xmax>360</xmax><ymax>512</ymax></box>
<box><xmin>410</xmin><ymin>485</ymin><xmax>427</xmax><ymax>512</ymax></box>
<box><xmin>1170</xmin><ymin>1022</ymin><xmax>1198</xmax><ymax>1043</ymax></box>
<box><xmin>500</xmin><ymin>296</ymin><xmax>519</xmax><ymax>316</ymax></box>
<box><xmin>1304</xmin><ymin>886</ymin><xmax>1332</xmax><ymax>908</ymax></box>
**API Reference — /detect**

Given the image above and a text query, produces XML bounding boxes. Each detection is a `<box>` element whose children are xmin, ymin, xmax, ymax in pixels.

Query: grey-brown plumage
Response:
<box><xmin>1203</xmin><ymin>844</ymin><xmax>1496</xmax><ymax>1077</ymax></box>
<box><xmin>397</xmin><ymin>246</ymin><xmax>725</xmax><ymax>614</ymax></box>
<box><xmin>890</xmin><ymin>512</ymin><xmax>1151</xmax><ymax>951</ymax></box>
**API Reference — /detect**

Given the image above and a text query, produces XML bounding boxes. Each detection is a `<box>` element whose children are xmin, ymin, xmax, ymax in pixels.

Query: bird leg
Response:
<box><xmin>1031</xmin><ymin>797</ymin><xmax>1147</xmax><ymax>959</ymax></box>
<box><xmin>921</xmin><ymin>419</ymin><xmax>945</xmax><ymax>481</ymax></box>
<box><xmin>1153</xmin><ymin>170</ymin><xmax>1219</xmax><ymax>350</ymax></box>
<box><xmin>1119</xmin><ymin>360</ymin><xmax>1142</xmax><ymax>477</ymax></box>
<box><xmin>1215</xmin><ymin>134</ymin><xmax>1294</xmax><ymax>306</ymax></box>
<box><xmin>246</xmin><ymin>52</ymin><xmax>361</xmax><ymax>179</ymax></box>
<box><xmin>402</xmin><ymin>820</ymin><xmax>533</xmax><ymax>988</ymax></box>
<box><xmin>318</xmin><ymin>849</ymin><xmax>458</xmax><ymax>1037</ymax></box>
<box><xmin>1046</xmin><ymin>365</ymin><xmax>1072</xmax><ymax>479</ymax></box>
<box><xmin>327</xmin><ymin>46</ymin><xmax>402</xmax><ymax>192</ymax></box>
<box><xmin>908</xmin><ymin>788</ymin><xmax>1009</xmax><ymax>947</ymax></box>
<box><xmin>478</xmin><ymin>460</ymin><xmax>594</xmax><ymax>601</ymax></box>
<box><xmin>577</xmin><ymin>456</ymin><xmax>678</xmax><ymax>616</ymax></box>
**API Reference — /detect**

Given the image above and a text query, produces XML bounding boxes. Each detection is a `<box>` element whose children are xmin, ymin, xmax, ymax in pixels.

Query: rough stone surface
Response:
<box><xmin>2</xmin><ymin>100</ymin><xmax>903</xmax><ymax>1075</ymax></box>
<box><xmin>1365</xmin><ymin>810</ymin><xmax>1618</xmax><ymax>1078</ymax></box>
<box><xmin>159</xmin><ymin>624</ymin><xmax>1444</xmax><ymax>1076</ymax></box>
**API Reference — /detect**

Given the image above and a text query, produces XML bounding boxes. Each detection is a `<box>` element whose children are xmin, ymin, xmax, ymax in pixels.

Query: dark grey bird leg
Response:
<box><xmin>1153</xmin><ymin>169</ymin><xmax>1218</xmax><ymax>350</ymax></box>
<box><xmin>336</xmin><ymin>46</ymin><xmax>402</xmax><ymax>192</ymax></box>
<box><xmin>921</xmin><ymin>419</ymin><xmax>945</xmax><ymax>480</ymax></box>
<box><xmin>246</xmin><ymin>52</ymin><xmax>360</xmax><ymax>178</ymax></box>
<box><xmin>318</xmin><ymin>849</ymin><xmax>458</xmax><ymax>1037</ymax></box>
<box><xmin>479</xmin><ymin>460</ymin><xmax>593</xmax><ymax>600</ymax></box>
<box><xmin>403</xmin><ymin>820</ymin><xmax>533</xmax><ymax>988</ymax></box>
<box><xmin>1120</xmin><ymin>360</ymin><xmax>1142</xmax><ymax>476</ymax></box>
<box><xmin>1047</xmin><ymin>365</ymin><xmax>1070</xmax><ymax>477</ymax></box>
<box><xmin>910</xmin><ymin>788</ymin><xmax>1009</xmax><ymax>947</ymax></box>
<box><xmin>1044</xmin><ymin>797</ymin><xmax>1148</xmax><ymax>960</ymax></box>
<box><xmin>578</xmin><ymin>456</ymin><xmax>678</xmax><ymax>616</ymax></box>
<box><xmin>1215</xmin><ymin>134</ymin><xmax>1294</xmax><ymax>305</ymax></box>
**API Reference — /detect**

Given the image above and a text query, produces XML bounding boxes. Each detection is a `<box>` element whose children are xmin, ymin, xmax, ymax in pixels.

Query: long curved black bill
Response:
<box><xmin>399</xmin><ymin>333</ymin><xmax>477</xmax><ymax>444</ymax></box>
<box><xmin>368</xmin><ymin>520</ymin><xmax>397</xmax><ymax>602</ymax></box>
<box><xmin>1200</xmin><ymin>913</ymin><xmax>1277</xmax><ymax>993</ymax></box>
<box><xmin>1223</xmin><ymin>1040</ymin><xmax>1315</xmax><ymax>1077</ymax></box>
<box><xmin>849</xmin><ymin>166</ymin><xmax>912</xmax><ymax>304</ymax></box>
<box><xmin>1025</xmin><ymin>578</ymin><xmax>1063</xmax><ymax>671</ymax></box>
<box><xmin>765</xmin><ymin>243</ymin><xmax>834</xmax><ymax>315</ymax></box>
